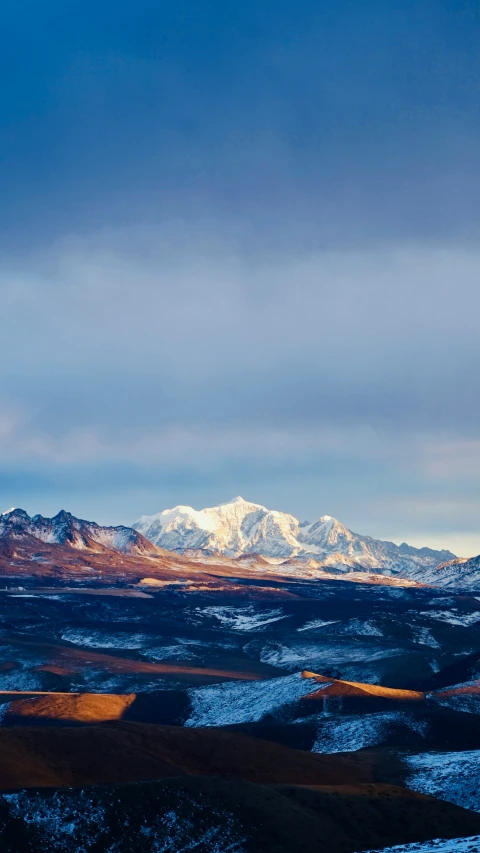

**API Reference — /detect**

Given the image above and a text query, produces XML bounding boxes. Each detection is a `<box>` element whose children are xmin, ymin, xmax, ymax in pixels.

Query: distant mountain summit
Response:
<box><xmin>133</xmin><ymin>496</ymin><xmax>455</xmax><ymax>575</ymax></box>
<box><xmin>0</xmin><ymin>508</ymin><xmax>159</xmax><ymax>557</ymax></box>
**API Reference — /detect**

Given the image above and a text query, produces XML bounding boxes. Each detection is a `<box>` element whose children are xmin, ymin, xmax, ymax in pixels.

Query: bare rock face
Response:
<box><xmin>0</xmin><ymin>507</ymin><xmax>159</xmax><ymax>556</ymax></box>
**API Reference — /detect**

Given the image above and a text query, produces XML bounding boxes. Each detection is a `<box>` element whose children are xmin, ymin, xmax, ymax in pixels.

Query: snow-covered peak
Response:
<box><xmin>133</xmin><ymin>499</ymin><xmax>455</xmax><ymax>575</ymax></box>
<box><xmin>134</xmin><ymin>497</ymin><xmax>299</xmax><ymax>557</ymax></box>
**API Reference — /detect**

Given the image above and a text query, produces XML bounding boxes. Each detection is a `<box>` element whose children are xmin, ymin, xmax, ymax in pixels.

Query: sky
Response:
<box><xmin>1</xmin><ymin>0</ymin><xmax>480</xmax><ymax>555</ymax></box>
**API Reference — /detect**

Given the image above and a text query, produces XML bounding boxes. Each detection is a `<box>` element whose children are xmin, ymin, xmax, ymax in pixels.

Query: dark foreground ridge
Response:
<box><xmin>0</xmin><ymin>723</ymin><xmax>480</xmax><ymax>853</ymax></box>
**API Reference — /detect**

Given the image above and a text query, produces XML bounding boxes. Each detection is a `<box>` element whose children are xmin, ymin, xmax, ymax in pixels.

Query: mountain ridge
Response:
<box><xmin>0</xmin><ymin>507</ymin><xmax>161</xmax><ymax>557</ymax></box>
<box><xmin>133</xmin><ymin>496</ymin><xmax>455</xmax><ymax>576</ymax></box>
<box><xmin>2</xmin><ymin>501</ymin><xmax>479</xmax><ymax>588</ymax></box>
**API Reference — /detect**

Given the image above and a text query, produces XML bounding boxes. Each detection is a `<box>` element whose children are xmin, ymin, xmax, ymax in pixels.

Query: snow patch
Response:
<box><xmin>185</xmin><ymin>672</ymin><xmax>318</xmax><ymax>727</ymax></box>
<box><xmin>339</xmin><ymin>618</ymin><xmax>384</xmax><ymax>637</ymax></box>
<box><xmin>0</xmin><ymin>670</ymin><xmax>43</xmax><ymax>691</ymax></box>
<box><xmin>405</xmin><ymin>749</ymin><xmax>480</xmax><ymax>812</ymax></box>
<box><xmin>259</xmin><ymin>641</ymin><xmax>403</xmax><ymax>671</ymax></box>
<box><xmin>310</xmin><ymin>712</ymin><xmax>428</xmax><ymax>754</ymax></box>
<box><xmin>197</xmin><ymin>606</ymin><xmax>288</xmax><ymax>631</ymax></box>
<box><xmin>430</xmin><ymin>680</ymin><xmax>480</xmax><ymax>714</ymax></box>
<box><xmin>411</xmin><ymin>627</ymin><xmax>441</xmax><ymax>649</ymax></box>
<box><xmin>1</xmin><ymin>789</ymin><xmax>246</xmax><ymax>853</ymax></box>
<box><xmin>2</xmin><ymin>790</ymin><xmax>107</xmax><ymax>848</ymax></box>
<box><xmin>419</xmin><ymin>610</ymin><xmax>480</xmax><ymax>627</ymax></box>
<box><xmin>363</xmin><ymin>836</ymin><xmax>480</xmax><ymax>852</ymax></box>
<box><xmin>61</xmin><ymin>629</ymin><xmax>148</xmax><ymax>649</ymax></box>
<box><xmin>297</xmin><ymin>619</ymin><xmax>340</xmax><ymax>632</ymax></box>
<box><xmin>142</xmin><ymin>642</ymin><xmax>201</xmax><ymax>662</ymax></box>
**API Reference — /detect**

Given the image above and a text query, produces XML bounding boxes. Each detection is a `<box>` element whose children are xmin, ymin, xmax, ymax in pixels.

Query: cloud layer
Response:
<box><xmin>1</xmin><ymin>1</ymin><xmax>479</xmax><ymax>552</ymax></box>
<box><xmin>2</xmin><ymin>236</ymin><xmax>480</xmax><ymax>553</ymax></box>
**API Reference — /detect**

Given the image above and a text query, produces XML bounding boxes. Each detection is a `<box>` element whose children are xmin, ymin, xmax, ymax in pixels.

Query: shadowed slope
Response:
<box><xmin>0</xmin><ymin>736</ymin><xmax>480</xmax><ymax>853</ymax></box>
<box><xmin>0</xmin><ymin>636</ymin><xmax>265</xmax><ymax>682</ymax></box>
<box><xmin>0</xmin><ymin>722</ymin><xmax>379</xmax><ymax>789</ymax></box>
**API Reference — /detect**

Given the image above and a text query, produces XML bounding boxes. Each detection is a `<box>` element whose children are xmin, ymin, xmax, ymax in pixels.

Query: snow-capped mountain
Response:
<box><xmin>133</xmin><ymin>496</ymin><xmax>455</xmax><ymax>575</ymax></box>
<box><xmin>0</xmin><ymin>508</ymin><xmax>159</xmax><ymax>556</ymax></box>
<box><xmin>425</xmin><ymin>554</ymin><xmax>480</xmax><ymax>588</ymax></box>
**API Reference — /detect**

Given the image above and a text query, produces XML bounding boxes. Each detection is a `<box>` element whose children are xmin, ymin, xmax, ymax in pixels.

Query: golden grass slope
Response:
<box><xmin>5</xmin><ymin>692</ymin><xmax>136</xmax><ymax>723</ymax></box>
<box><xmin>302</xmin><ymin>670</ymin><xmax>425</xmax><ymax>701</ymax></box>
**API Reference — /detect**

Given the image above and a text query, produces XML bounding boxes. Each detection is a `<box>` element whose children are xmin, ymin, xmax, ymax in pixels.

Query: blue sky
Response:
<box><xmin>1</xmin><ymin>0</ymin><xmax>480</xmax><ymax>554</ymax></box>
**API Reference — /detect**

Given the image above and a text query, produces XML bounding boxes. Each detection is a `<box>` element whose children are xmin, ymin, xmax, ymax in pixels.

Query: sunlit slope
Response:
<box><xmin>3</xmin><ymin>692</ymin><xmax>136</xmax><ymax>723</ymax></box>
<box><xmin>302</xmin><ymin>671</ymin><xmax>425</xmax><ymax>701</ymax></box>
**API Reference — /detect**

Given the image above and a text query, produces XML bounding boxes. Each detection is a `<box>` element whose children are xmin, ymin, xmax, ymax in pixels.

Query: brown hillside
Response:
<box><xmin>5</xmin><ymin>692</ymin><xmax>136</xmax><ymax>723</ymax></box>
<box><xmin>432</xmin><ymin>680</ymin><xmax>480</xmax><ymax>698</ymax></box>
<box><xmin>0</xmin><ymin>636</ymin><xmax>265</xmax><ymax>682</ymax></box>
<box><xmin>263</xmin><ymin>782</ymin><xmax>480</xmax><ymax>853</ymax></box>
<box><xmin>0</xmin><ymin>724</ymin><xmax>479</xmax><ymax>853</ymax></box>
<box><xmin>0</xmin><ymin>732</ymin><xmax>479</xmax><ymax>853</ymax></box>
<box><xmin>126</xmin><ymin>776</ymin><xmax>480</xmax><ymax>853</ymax></box>
<box><xmin>302</xmin><ymin>670</ymin><xmax>425</xmax><ymax>701</ymax></box>
<box><xmin>0</xmin><ymin>722</ymin><xmax>382</xmax><ymax>789</ymax></box>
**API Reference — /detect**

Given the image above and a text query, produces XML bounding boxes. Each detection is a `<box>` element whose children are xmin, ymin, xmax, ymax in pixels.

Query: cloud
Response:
<box><xmin>2</xmin><ymin>231</ymin><xmax>480</xmax><ymax>448</ymax></box>
<box><xmin>422</xmin><ymin>440</ymin><xmax>480</xmax><ymax>480</ymax></box>
<box><xmin>1</xmin><ymin>0</ymin><xmax>479</xmax><ymax>551</ymax></box>
<box><xmin>1</xmin><ymin>231</ymin><xmax>480</xmax><ymax>554</ymax></box>
<box><xmin>0</xmin><ymin>410</ymin><xmax>386</xmax><ymax>467</ymax></box>
<box><xmin>2</xmin><ymin>235</ymin><xmax>480</xmax><ymax>435</ymax></box>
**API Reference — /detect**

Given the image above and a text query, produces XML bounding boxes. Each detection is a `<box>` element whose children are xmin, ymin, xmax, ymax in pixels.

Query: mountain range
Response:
<box><xmin>0</xmin><ymin>508</ymin><xmax>159</xmax><ymax>557</ymax></box>
<box><xmin>3</xmin><ymin>500</ymin><xmax>480</xmax><ymax>588</ymax></box>
<box><xmin>133</xmin><ymin>496</ymin><xmax>455</xmax><ymax>577</ymax></box>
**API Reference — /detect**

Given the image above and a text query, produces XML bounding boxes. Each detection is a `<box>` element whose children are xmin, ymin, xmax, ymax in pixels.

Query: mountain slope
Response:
<box><xmin>0</xmin><ymin>508</ymin><xmax>160</xmax><ymax>557</ymax></box>
<box><xmin>1</xmin><ymin>725</ymin><xmax>480</xmax><ymax>853</ymax></box>
<box><xmin>423</xmin><ymin>554</ymin><xmax>480</xmax><ymax>588</ymax></box>
<box><xmin>133</xmin><ymin>497</ymin><xmax>455</xmax><ymax>575</ymax></box>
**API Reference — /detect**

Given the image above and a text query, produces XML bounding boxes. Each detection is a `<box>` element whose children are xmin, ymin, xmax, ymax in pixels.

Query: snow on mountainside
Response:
<box><xmin>133</xmin><ymin>496</ymin><xmax>455</xmax><ymax>575</ymax></box>
<box><xmin>0</xmin><ymin>508</ymin><xmax>159</xmax><ymax>556</ymax></box>
<box><xmin>423</xmin><ymin>554</ymin><xmax>480</xmax><ymax>588</ymax></box>
<box><xmin>363</xmin><ymin>838</ymin><xmax>480</xmax><ymax>852</ymax></box>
